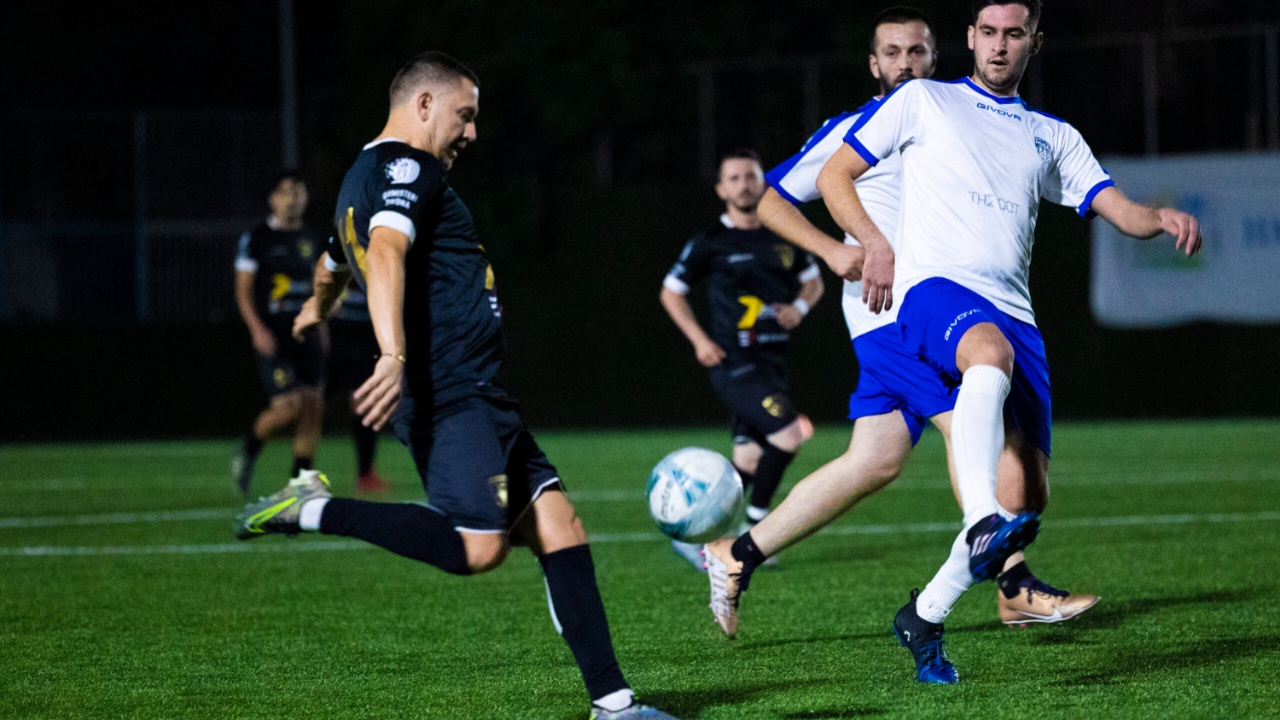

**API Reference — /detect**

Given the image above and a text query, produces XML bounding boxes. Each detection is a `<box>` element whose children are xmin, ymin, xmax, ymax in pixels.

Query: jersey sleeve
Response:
<box><xmin>765</xmin><ymin>112</ymin><xmax>859</xmax><ymax>205</ymax></box>
<box><xmin>663</xmin><ymin>236</ymin><xmax>712</xmax><ymax>295</ymax></box>
<box><xmin>234</xmin><ymin>230</ymin><xmax>258</xmax><ymax>272</ymax></box>
<box><xmin>368</xmin><ymin>154</ymin><xmax>446</xmax><ymax>247</ymax></box>
<box><xmin>321</xmin><ymin>234</ymin><xmax>348</xmax><ymax>271</ymax></box>
<box><xmin>796</xmin><ymin>250</ymin><xmax>821</xmax><ymax>283</ymax></box>
<box><xmin>1041</xmin><ymin>124</ymin><xmax>1114</xmax><ymax>219</ymax></box>
<box><xmin>845</xmin><ymin>81</ymin><xmax>920</xmax><ymax>167</ymax></box>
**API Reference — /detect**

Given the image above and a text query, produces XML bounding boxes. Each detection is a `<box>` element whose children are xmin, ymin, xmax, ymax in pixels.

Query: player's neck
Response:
<box><xmin>376</xmin><ymin>116</ymin><xmax>434</xmax><ymax>156</ymax></box>
<box><xmin>723</xmin><ymin>207</ymin><xmax>761</xmax><ymax>230</ymax></box>
<box><xmin>969</xmin><ymin>73</ymin><xmax>1020</xmax><ymax>98</ymax></box>
<box><xmin>267</xmin><ymin>214</ymin><xmax>302</xmax><ymax>231</ymax></box>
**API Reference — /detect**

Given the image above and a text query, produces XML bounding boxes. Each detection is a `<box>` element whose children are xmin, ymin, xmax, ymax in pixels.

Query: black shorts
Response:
<box><xmin>258</xmin><ymin>320</ymin><xmax>326</xmax><ymax>399</ymax></box>
<box><xmin>327</xmin><ymin>319</ymin><xmax>379</xmax><ymax>394</ymax></box>
<box><xmin>390</xmin><ymin>389</ymin><xmax>562</xmax><ymax>533</ymax></box>
<box><xmin>708</xmin><ymin>351</ymin><xmax>799</xmax><ymax>446</ymax></box>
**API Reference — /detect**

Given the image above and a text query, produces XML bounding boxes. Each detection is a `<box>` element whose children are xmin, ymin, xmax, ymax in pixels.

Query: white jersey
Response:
<box><xmin>765</xmin><ymin>99</ymin><xmax>906</xmax><ymax>339</ymax></box>
<box><xmin>846</xmin><ymin>78</ymin><xmax>1113</xmax><ymax>325</ymax></box>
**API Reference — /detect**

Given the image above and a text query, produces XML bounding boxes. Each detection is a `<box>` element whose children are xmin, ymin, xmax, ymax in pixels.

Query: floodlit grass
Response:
<box><xmin>3</xmin><ymin>420</ymin><xmax>1279</xmax><ymax>719</ymax></box>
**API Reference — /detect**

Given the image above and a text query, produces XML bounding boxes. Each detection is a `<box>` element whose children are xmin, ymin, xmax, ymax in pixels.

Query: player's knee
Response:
<box><xmin>837</xmin><ymin>446</ymin><xmax>903</xmax><ymax>488</ymax></box>
<box><xmin>464</xmin><ymin>535</ymin><xmax>509</xmax><ymax>574</ymax></box>
<box><xmin>957</xmin><ymin>323</ymin><xmax>1014</xmax><ymax>375</ymax></box>
<box><xmin>732</xmin><ymin>443</ymin><xmax>762</xmax><ymax>474</ymax></box>
<box><xmin>767</xmin><ymin>415</ymin><xmax>812</xmax><ymax>453</ymax></box>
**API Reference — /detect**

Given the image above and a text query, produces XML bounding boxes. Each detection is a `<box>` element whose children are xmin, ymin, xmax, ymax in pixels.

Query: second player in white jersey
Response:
<box><xmin>845</xmin><ymin>76</ymin><xmax>1113</xmax><ymax>324</ymax></box>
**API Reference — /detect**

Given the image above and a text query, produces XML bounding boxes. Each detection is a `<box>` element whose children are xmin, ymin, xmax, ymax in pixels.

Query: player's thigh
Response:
<box><xmin>843</xmin><ymin>411</ymin><xmax>914</xmax><ymax>486</ymax></box>
<box><xmin>516</xmin><ymin>489</ymin><xmax>587</xmax><ymax>557</ymax></box>
<box><xmin>897</xmin><ymin>277</ymin><xmax>1013</xmax><ymax>380</ymax></box>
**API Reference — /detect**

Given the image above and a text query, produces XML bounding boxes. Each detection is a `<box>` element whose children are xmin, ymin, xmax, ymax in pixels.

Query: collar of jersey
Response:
<box><xmin>957</xmin><ymin>77</ymin><xmax>1023</xmax><ymax>105</ymax></box>
<box><xmin>362</xmin><ymin>137</ymin><xmax>410</xmax><ymax>150</ymax></box>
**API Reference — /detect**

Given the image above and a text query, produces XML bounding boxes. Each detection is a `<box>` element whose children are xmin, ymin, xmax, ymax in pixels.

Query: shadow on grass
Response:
<box><xmin>781</xmin><ymin>709</ymin><xmax>887</xmax><ymax>718</ymax></box>
<box><xmin>641</xmin><ymin>679</ymin><xmax>836</xmax><ymax>719</ymax></box>
<box><xmin>738</xmin><ymin>630</ymin><xmax>890</xmax><ymax>651</ymax></box>
<box><xmin>1052</xmin><ymin>635</ymin><xmax>1280</xmax><ymax>687</ymax></box>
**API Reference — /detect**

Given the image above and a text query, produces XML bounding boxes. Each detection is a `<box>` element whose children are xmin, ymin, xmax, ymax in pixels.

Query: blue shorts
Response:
<box><xmin>848</xmin><ymin>324</ymin><xmax>957</xmax><ymax>445</ymax></box>
<box><xmin>897</xmin><ymin>278</ymin><xmax>1053</xmax><ymax>457</ymax></box>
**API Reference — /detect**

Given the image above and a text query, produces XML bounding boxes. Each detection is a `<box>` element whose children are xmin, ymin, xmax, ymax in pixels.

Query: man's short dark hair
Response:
<box><xmin>869</xmin><ymin>7</ymin><xmax>936</xmax><ymax>54</ymax></box>
<box><xmin>972</xmin><ymin>0</ymin><xmax>1043</xmax><ymax>28</ymax></box>
<box><xmin>268</xmin><ymin>169</ymin><xmax>304</xmax><ymax>196</ymax></box>
<box><xmin>389</xmin><ymin>51</ymin><xmax>480</xmax><ymax>106</ymax></box>
<box><xmin>719</xmin><ymin>147</ymin><xmax>762</xmax><ymax>167</ymax></box>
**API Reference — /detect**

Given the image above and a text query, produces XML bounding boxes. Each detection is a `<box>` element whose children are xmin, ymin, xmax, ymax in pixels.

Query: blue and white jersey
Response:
<box><xmin>766</xmin><ymin>99</ymin><xmax>906</xmax><ymax>339</ymax></box>
<box><xmin>845</xmin><ymin>78</ymin><xmax>1114</xmax><ymax>325</ymax></box>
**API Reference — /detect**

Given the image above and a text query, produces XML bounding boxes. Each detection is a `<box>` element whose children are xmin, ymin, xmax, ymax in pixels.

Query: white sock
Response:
<box><xmin>297</xmin><ymin>497</ymin><xmax>329</xmax><ymax>532</ymax></box>
<box><xmin>916</xmin><ymin>528</ymin><xmax>973</xmax><ymax>623</ymax></box>
<box><xmin>746</xmin><ymin>505</ymin><xmax>769</xmax><ymax>523</ymax></box>
<box><xmin>952</xmin><ymin>365</ymin><xmax>1011</xmax><ymax>527</ymax></box>
<box><xmin>592</xmin><ymin>688</ymin><xmax>635</xmax><ymax>712</ymax></box>
<box><xmin>996</xmin><ymin>504</ymin><xmax>1017</xmax><ymax>522</ymax></box>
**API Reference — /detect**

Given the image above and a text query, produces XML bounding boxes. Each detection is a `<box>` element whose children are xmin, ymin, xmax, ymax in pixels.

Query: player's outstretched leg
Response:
<box><xmin>997</xmin><ymin>559</ymin><xmax>1100</xmax><ymax>626</ymax></box>
<box><xmin>892</xmin><ymin>589</ymin><xmax>958</xmax><ymax>684</ymax></box>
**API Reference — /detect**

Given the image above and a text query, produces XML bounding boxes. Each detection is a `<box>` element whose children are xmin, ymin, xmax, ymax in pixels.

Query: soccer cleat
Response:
<box><xmin>231</xmin><ymin>450</ymin><xmax>256</xmax><ymax>498</ymax></box>
<box><xmin>589</xmin><ymin>703</ymin><xmax>681</xmax><ymax>720</ymax></box>
<box><xmin>356</xmin><ymin>471</ymin><xmax>393</xmax><ymax>493</ymax></box>
<box><xmin>998</xmin><ymin>578</ymin><xmax>1100</xmax><ymax>626</ymax></box>
<box><xmin>892</xmin><ymin>589</ymin><xmax>959</xmax><ymax>684</ymax></box>
<box><xmin>966</xmin><ymin>512</ymin><xmax>1040</xmax><ymax>582</ymax></box>
<box><xmin>233</xmin><ymin>470</ymin><xmax>332</xmax><ymax>540</ymax></box>
<box><xmin>671</xmin><ymin>539</ymin><xmax>707</xmax><ymax>572</ymax></box>
<box><xmin>703</xmin><ymin>540</ymin><xmax>741</xmax><ymax>638</ymax></box>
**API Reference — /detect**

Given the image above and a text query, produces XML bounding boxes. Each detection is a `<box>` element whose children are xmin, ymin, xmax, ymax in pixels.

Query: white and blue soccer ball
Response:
<box><xmin>647</xmin><ymin>447</ymin><xmax>744</xmax><ymax>543</ymax></box>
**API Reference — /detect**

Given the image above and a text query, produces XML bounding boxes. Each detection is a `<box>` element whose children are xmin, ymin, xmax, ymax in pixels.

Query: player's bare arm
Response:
<box><xmin>774</xmin><ymin>275</ymin><xmax>824</xmax><ymax>330</ymax></box>
<box><xmin>293</xmin><ymin>253</ymin><xmax>352</xmax><ymax>339</ymax></box>
<box><xmin>1090</xmin><ymin>186</ymin><xmax>1203</xmax><ymax>256</ymax></box>
<box><xmin>817</xmin><ymin>144</ymin><xmax>894</xmax><ymax>313</ymax></box>
<box><xmin>759</xmin><ymin>188</ymin><xmax>864</xmax><ymax>283</ymax></box>
<box><xmin>659</xmin><ymin>287</ymin><xmax>725</xmax><ymax>367</ymax></box>
<box><xmin>354</xmin><ymin>227</ymin><xmax>410</xmax><ymax>430</ymax></box>
<box><xmin>234</xmin><ymin>269</ymin><xmax>277</xmax><ymax>357</ymax></box>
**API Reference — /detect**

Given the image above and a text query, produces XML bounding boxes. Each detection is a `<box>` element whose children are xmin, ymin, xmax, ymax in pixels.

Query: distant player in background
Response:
<box><xmin>325</xmin><ymin>281</ymin><xmax>391</xmax><ymax>492</ymax></box>
<box><xmin>660</xmin><ymin>149</ymin><xmax>824</xmax><ymax>567</ymax></box>
<box><xmin>232</xmin><ymin>171</ymin><xmax>326</xmax><ymax>496</ymax></box>
<box><xmin>702</xmin><ymin>7</ymin><xmax>1097</xmax><ymax>663</ymax></box>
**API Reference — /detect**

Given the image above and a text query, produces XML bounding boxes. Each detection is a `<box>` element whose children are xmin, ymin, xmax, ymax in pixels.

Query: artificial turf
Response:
<box><xmin>2</xmin><ymin>419</ymin><xmax>1278</xmax><ymax>719</ymax></box>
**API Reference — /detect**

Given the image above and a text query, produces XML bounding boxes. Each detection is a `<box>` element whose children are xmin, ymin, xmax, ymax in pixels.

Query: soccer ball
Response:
<box><xmin>647</xmin><ymin>447</ymin><xmax>745</xmax><ymax>543</ymax></box>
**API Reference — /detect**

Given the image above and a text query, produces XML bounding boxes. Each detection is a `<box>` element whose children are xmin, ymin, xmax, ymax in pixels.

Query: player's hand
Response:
<box><xmin>292</xmin><ymin>297</ymin><xmax>323</xmax><ymax>341</ymax></box>
<box><xmin>251</xmin><ymin>325</ymin><xmax>277</xmax><ymax>357</ymax></box>
<box><xmin>1159</xmin><ymin>207</ymin><xmax>1202</xmax><ymax>257</ymax></box>
<box><xmin>773</xmin><ymin>303</ymin><xmax>804</xmax><ymax>330</ymax></box>
<box><xmin>861</xmin><ymin>242</ymin><xmax>895</xmax><ymax>314</ymax></box>
<box><xmin>822</xmin><ymin>243</ymin><xmax>865</xmax><ymax>282</ymax></box>
<box><xmin>694</xmin><ymin>339</ymin><xmax>726</xmax><ymax>368</ymax></box>
<box><xmin>354</xmin><ymin>355</ymin><xmax>404</xmax><ymax>431</ymax></box>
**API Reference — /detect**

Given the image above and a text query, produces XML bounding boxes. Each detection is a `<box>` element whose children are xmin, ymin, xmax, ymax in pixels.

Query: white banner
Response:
<box><xmin>1090</xmin><ymin>152</ymin><xmax>1280</xmax><ymax>328</ymax></box>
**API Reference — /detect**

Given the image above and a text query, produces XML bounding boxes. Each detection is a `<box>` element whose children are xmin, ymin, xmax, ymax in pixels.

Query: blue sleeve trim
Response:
<box><xmin>846</xmin><ymin>134</ymin><xmax>881</xmax><ymax>167</ymax></box>
<box><xmin>1078</xmin><ymin>178</ymin><xmax>1115</xmax><ymax>219</ymax></box>
<box><xmin>765</xmin><ymin>176</ymin><xmax>804</xmax><ymax>206</ymax></box>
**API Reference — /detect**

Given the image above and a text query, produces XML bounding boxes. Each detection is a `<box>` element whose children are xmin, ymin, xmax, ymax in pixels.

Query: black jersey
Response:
<box><xmin>332</xmin><ymin>139</ymin><xmax>504</xmax><ymax>405</ymax></box>
<box><xmin>664</xmin><ymin>216</ymin><xmax>820</xmax><ymax>352</ymax></box>
<box><xmin>234</xmin><ymin>222</ymin><xmax>320</xmax><ymax>317</ymax></box>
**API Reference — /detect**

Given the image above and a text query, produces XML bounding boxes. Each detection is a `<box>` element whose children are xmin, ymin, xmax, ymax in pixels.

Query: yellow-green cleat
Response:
<box><xmin>233</xmin><ymin>469</ymin><xmax>332</xmax><ymax>540</ymax></box>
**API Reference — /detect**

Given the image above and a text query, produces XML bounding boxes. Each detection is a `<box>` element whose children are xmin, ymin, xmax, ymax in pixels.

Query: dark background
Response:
<box><xmin>2</xmin><ymin>0</ymin><xmax>1279</xmax><ymax>440</ymax></box>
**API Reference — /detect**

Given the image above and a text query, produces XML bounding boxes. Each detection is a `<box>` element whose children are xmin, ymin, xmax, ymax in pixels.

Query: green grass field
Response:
<box><xmin>3</xmin><ymin>420</ymin><xmax>1279</xmax><ymax>719</ymax></box>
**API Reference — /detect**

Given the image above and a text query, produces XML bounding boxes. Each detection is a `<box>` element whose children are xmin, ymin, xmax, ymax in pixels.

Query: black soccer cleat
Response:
<box><xmin>966</xmin><ymin>512</ymin><xmax>1040</xmax><ymax>582</ymax></box>
<box><xmin>892</xmin><ymin>589</ymin><xmax>959</xmax><ymax>684</ymax></box>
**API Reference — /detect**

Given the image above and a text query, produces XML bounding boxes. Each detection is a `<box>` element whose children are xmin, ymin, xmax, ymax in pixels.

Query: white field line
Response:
<box><xmin>1</xmin><ymin>510</ymin><xmax>1276</xmax><ymax>557</ymax></box>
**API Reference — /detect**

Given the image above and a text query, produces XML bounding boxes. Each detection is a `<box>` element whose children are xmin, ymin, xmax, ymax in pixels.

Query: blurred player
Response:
<box><xmin>237</xmin><ymin>52</ymin><xmax>678</xmax><ymax>720</ymax></box>
<box><xmin>660</xmin><ymin>149</ymin><xmax>823</xmax><ymax>567</ymax></box>
<box><xmin>819</xmin><ymin>0</ymin><xmax>1201</xmax><ymax>681</ymax></box>
<box><xmin>325</xmin><ymin>281</ymin><xmax>392</xmax><ymax>492</ymax></box>
<box><xmin>232</xmin><ymin>171</ymin><xmax>326</xmax><ymax>496</ymax></box>
<box><xmin>702</xmin><ymin>7</ymin><xmax>1097</xmax><ymax>675</ymax></box>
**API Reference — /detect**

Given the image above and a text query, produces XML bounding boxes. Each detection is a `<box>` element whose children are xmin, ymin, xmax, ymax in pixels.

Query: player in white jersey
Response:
<box><xmin>700</xmin><ymin>8</ymin><xmax>1097</xmax><ymax>676</ymax></box>
<box><xmin>817</xmin><ymin>0</ymin><xmax>1202</xmax><ymax>682</ymax></box>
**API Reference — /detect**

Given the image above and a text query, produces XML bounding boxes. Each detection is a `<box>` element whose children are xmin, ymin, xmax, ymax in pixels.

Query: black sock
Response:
<box><xmin>997</xmin><ymin>560</ymin><xmax>1033</xmax><ymax>599</ymax></box>
<box><xmin>243</xmin><ymin>432</ymin><xmax>264</xmax><ymax>459</ymax></box>
<box><xmin>291</xmin><ymin>456</ymin><xmax>313</xmax><ymax>476</ymax></box>
<box><xmin>729</xmin><ymin>531</ymin><xmax>768</xmax><ymax>593</ymax></box>
<box><xmin>749</xmin><ymin>443</ymin><xmax>796</xmax><ymax>510</ymax></box>
<box><xmin>354</xmin><ymin>418</ymin><xmax>377</xmax><ymax>476</ymax></box>
<box><xmin>539</xmin><ymin>545</ymin><xmax>629</xmax><ymax>701</ymax></box>
<box><xmin>318</xmin><ymin>498</ymin><xmax>470</xmax><ymax>575</ymax></box>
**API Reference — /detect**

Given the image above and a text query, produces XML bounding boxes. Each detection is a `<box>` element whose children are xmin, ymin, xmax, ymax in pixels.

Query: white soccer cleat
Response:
<box><xmin>703</xmin><ymin>541</ymin><xmax>740</xmax><ymax>638</ymax></box>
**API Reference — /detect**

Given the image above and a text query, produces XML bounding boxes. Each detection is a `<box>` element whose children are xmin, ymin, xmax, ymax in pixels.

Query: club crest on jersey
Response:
<box><xmin>1035</xmin><ymin>137</ymin><xmax>1052</xmax><ymax>163</ymax></box>
<box><xmin>775</xmin><ymin>244</ymin><xmax>795</xmax><ymax>269</ymax></box>
<box><xmin>385</xmin><ymin>157</ymin><xmax>421</xmax><ymax>185</ymax></box>
<box><xmin>488</xmin><ymin>474</ymin><xmax>509</xmax><ymax>508</ymax></box>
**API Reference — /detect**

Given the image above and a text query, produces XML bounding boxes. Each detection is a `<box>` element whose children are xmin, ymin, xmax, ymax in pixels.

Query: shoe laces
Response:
<box><xmin>917</xmin><ymin>638</ymin><xmax>949</xmax><ymax>668</ymax></box>
<box><xmin>1026</xmin><ymin>578</ymin><xmax>1069</xmax><ymax>599</ymax></box>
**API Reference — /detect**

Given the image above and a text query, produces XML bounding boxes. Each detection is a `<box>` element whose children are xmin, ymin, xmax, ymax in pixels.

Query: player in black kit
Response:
<box><xmin>660</xmin><ymin>149</ymin><xmax>824</xmax><ymax>567</ymax></box>
<box><xmin>232</xmin><ymin>171</ymin><xmax>326</xmax><ymax>496</ymax></box>
<box><xmin>234</xmin><ymin>52</ymin><xmax>679</xmax><ymax>720</ymax></box>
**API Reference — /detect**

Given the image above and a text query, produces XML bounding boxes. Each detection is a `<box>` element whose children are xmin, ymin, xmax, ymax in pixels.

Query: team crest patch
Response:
<box><xmin>775</xmin><ymin>244</ymin><xmax>795</xmax><ymax>269</ymax></box>
<box><xmin>489</xmin><ymin>474</ymin><xmax>509</xmax><ymax>508</ymax></box>
<box><xmin>1034</xmin><ymin>137</ymin><xmax>1052</xmax><ymax>163</ymax></box>
<box><xmin>385</xmin><ymin>157</ymin><xmax>421</xmax><ymax>184</ymax></box>
<box><xmin>762</xmin><ymin>395</ymin><xmax>786</xmax><ymax>418</ymax></box>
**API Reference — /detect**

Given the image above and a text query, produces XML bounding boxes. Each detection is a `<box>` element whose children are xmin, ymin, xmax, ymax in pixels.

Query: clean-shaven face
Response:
<box><xmin>968</xmin><ymin>3</ymin><xmax>1042</xmax><ymax>95</ymax></box>
<box><xmin>870</xmin><ymin>20</ymin><xmax>937</xmax><ymax>96</ymax></box>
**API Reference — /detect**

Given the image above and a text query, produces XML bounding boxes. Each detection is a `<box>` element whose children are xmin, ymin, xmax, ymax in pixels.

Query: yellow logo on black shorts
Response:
<box><xmin>273</xmin><ymin>368</ymin><xmax>289</xmax><ymax>388</ymax></box>
<box><xmin>762</xmin><ymin>394</ymin><xmax>785</xmax><ymax>418</ymax></box>
<box><xmin>489</xmin><ymin>474</ymin><xmax>509</xmax><ymax>508</ymax></box>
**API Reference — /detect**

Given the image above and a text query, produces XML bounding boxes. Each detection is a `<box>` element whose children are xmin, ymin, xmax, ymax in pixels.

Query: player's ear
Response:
<box><xmin>868</xmin><ymin>53</ymin><xmax>881</xmax><ymax>81</ymax></box>
<box><xmin>1030</xmin><ymin>32</ymin><xmax>1043</xmax><ymax>56</ymax></box>
<box><xmin>416</xmin><ymin>91</ymin><xmax>434</xmax><ymax>121</ymax></box>
<box><xmin>967</xmin><ymin>25</ymin><xmax>976</xmax><ymax>50</ymax></box>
